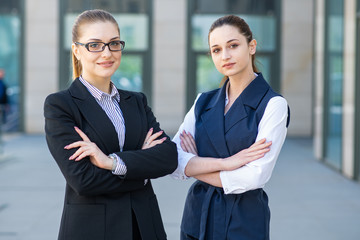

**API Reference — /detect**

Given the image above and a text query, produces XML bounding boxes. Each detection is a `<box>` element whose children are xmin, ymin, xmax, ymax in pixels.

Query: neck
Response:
<box><xmin>82</xmin><ymin>75</ymin><xmax>111</xmax><ymax>94</ymax></box>
<box><xmin>227</xmin><ymin>71</ymin><xmax>255</xmax><ymax>99</ymax></box>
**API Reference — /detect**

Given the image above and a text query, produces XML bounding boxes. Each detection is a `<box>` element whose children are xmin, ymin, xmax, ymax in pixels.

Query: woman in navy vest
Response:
<box><xmin>172</xmin><ymin>15</ymin><xmax>290</xmax><ymax>240</ymax></box>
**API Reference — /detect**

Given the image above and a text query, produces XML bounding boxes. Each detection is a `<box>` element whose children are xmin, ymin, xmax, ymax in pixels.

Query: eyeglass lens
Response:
<box><xmin>87</xmin><ymin>41</ymin><xmax>124</xmax><ymax>52</ymax></box>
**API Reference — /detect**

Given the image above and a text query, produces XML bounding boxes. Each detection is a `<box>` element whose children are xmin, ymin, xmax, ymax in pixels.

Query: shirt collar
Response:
<box><xmin>79</xmin><ymin>76</ymin><xmax>120</xmax><ymax>102</ymax></box>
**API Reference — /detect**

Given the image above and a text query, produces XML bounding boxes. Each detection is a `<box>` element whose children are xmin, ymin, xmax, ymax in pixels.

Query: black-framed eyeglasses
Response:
<box><xmin>75</xmin><ymin>40</ymin><xmax>125</xmax><ymax>52</ymax></box>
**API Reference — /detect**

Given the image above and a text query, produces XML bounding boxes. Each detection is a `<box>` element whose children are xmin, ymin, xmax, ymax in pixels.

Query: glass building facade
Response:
<box><xmin>186</xmin><ymin>0</ymin><xmax>281</xmax><ymax>107</ymax></box>
<box><xmin>59</xmin><ymin>0</ymin><xmax>153</xmax><ymax>101</ymax></box>
<box><xmin>323</xmin><ymin>0</ymin><xmax>344</xmax><ymax>170</ymax></box>
<box><xmin>0</xmin><ymin>0</ymin><xmax>23</xmax><ymax>132</ymax></box>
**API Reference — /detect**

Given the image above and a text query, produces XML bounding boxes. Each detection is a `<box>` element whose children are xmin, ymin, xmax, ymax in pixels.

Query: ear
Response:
<box><xmin>249</xmin><ymin>39</ymin><xmax>257</xmax><ymax>55</ymax></box>
<box><xmin>72</xmin><ymin>43</ymin><xmax>81</xmax><ymax>60</ymax></box>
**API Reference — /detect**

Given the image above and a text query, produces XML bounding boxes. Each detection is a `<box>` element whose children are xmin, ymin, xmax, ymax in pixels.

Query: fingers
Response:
<box><xmin>65</xmin><ymin>141</ymin><xmax>96</xmax><ymax>161</ymax></box>
<box><xmin>180</xmin><ymin>130</ymin><xmax>197</xmax><ymax>154</ymax></box>
<box><xmin>74</xmin><ymin>126</ymin><xmax>91</xmax><ymax>142</ymax></box>
<box><xmin>142</xmin><ymin>128</ymin><xmax>165</xmax><ymax>149</ymax></box>
<box><xmin>147</xmin><ymin>130</ymin><xmax>163</xmax><ymax>144</ymax></box>
<box><xmin>143</xmin><ymin>128</ymin><xmax>153</xmax><ymax>145</ymax></box>
<box><xmin>68</xmin><ymin>144</ymin><xmax>90</xmax><ymax>161</ymax></box>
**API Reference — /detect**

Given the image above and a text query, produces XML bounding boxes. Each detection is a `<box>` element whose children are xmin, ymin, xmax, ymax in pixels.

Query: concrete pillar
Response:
<box><xmin>24</xmin><ymin>0</ymin><xmax>58</xmax><ymax>133</ymax></box>
<box><xmin>152</xmin><ymin>0</ymin><xmax>187</xmax><ymax>135</ymax></box>
<box><xmin>342</xmin><ymin>0</ymin><xmax>356</xmax><ymax>178</ymax></box>
<box><xmin>281</xmin><ymin>0</ymin><xmax>314</xmax><ymax>137</ymax></box>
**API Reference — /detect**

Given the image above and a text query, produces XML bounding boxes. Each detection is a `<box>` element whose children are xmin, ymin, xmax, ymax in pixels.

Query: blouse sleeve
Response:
<box><xmin>170</xmin><ymin>94</ymin><xmax>201</xmax><ymax>180</ymax></box>
<box><xmin>220</xmin><ymin>96</ymin><xmax>289</xmax><ymax>194</ymax></box>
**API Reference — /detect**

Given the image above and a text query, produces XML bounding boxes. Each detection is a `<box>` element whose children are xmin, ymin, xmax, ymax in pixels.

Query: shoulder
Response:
<box><xmin>267</xmin><ymin>96</ymin><xmax>288</xmax><ymax>110</ymax></box>
<box><xmin>45</xmin><ymin>89</ymin><xmax>71</xmax><ymax>106</ymax></box>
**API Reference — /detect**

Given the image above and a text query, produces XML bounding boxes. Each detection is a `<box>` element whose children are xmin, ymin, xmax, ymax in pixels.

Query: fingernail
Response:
<box><xmin>64</xmin><ymin>145</ymin><xmax>68</xmax><ymax>149</ymax></box>
<box><xmin>74</xmin><ymin>126</ymin><xmax>78</xmax><ymax>130</ymax></box>
<box><xmin>150</xmin><ymin>128</ymin><xmax>153</xmax><ymax>131</ymax></box>
<box><xmin>162</xmin><ymin>137</ymin><xmax>167</xmax><ymax>140</ymax></box>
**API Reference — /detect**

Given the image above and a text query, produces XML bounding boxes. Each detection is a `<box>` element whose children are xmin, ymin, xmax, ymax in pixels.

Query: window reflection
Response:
<box><xmin>324</xmin><ymin>0</ymin><xmax>344</xmax><ymax>169</ymax></box>
<box><xmin>189</xmin><ymin>0</ymin><xmax>279</xmax><ymax>99</ymax></box>
<box><xmin>0</xmin><ymin>1</ymin><xmax>21</xmax><ymax>132</ymax></box>
<box><xmin>60</xmin><ymin>0</ymin><xmax>150</xmax><ymax>95</ymax></box>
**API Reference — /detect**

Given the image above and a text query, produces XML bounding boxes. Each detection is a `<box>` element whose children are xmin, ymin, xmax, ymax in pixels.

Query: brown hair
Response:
<box><xmin>71</xmin><ymin>9</ymin><xmax>120</xmax><ymax>79</ymax></box>
<box><xmin>208</xmin><ymin>15</ymin><xmax>258</xmax><ymax>86</ymax></box>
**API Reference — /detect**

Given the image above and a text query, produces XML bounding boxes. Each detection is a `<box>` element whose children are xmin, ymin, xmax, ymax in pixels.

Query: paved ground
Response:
<box><xmin>0</xmin><ymin>134</ymin><xmax>360</xmax><ymax>240</ymax></box>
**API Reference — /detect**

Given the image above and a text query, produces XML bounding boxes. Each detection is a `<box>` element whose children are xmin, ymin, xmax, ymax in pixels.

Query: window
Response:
<box><xmin>323</xmin><ymin>0</ymin><xmax>344</xmax><ymax>170</ymax></box>
<box><xmin>186</xmin><ymin>0</ymin><xmax>281</xmax><ymax>108</ymax></box>
<box><xmin>0</xmin><ymin>0</ymin><xmax>23</xmax><ymax>132</ymax></box>
<box><xmin>59</xmin><ymin>0</ymin><xmax>153</xmax><ymax>101</ymax></box>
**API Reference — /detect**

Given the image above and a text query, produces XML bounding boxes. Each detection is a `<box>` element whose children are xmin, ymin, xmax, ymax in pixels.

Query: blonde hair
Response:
<box><xmin>208</xmin><ymin>15</ymin><xmax>258</xmax><ymax>87</ymax></box>
<box><xmin>71</xmin><ymin>9</ymin><xmax>120</xmax><ymax>79</ymax></box>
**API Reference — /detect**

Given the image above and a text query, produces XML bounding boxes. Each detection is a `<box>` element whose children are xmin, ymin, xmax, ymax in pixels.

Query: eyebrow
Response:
<box><xmin>211</xmin><ymin>39</ymin><xmax>239</xmax><ymax>48</ymax></box>
<box><xmin>87</xmin><ymin>36</ymin><xmax>120</xmax><ymax>41</ymax></box>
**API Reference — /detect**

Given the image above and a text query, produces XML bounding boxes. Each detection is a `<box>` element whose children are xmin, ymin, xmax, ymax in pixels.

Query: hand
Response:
<box><xmin>64</xmin><ymin>126</ymin><xmax>113</xmax><ymax>170</ymax></box>
<box><xmin>222</xmin><ymin>138</ymin><xmax>271</xmax><ymax>171</ymax></box>
<box><xmin>142</xmin><ymin>128</ymin><xmax>167</xmax><ymax>150</ymax></box>
<box><xmin>180</xmin><ymin>130</ymin><xmax>198</xmax><ymax>155</ymax></box>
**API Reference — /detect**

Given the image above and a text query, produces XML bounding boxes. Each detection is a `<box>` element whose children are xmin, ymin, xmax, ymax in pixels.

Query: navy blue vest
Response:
<box><xmin>181</xmin><ymin>73</ymin><xmax>289</xmax><ymax>240</ymax></box>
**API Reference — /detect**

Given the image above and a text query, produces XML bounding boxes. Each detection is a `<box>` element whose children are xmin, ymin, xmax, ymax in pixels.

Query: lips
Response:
<box><xmin>222</xmin><ymin>63</ymin><xmax>235</xmax><ymax>68</ymax></box>
<box><xmin>98</xmin><ymin>61</ymin><xmax>114</xmax><ymax>67</ymax></box>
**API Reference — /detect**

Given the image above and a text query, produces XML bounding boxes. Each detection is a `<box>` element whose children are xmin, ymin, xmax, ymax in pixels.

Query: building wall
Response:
<box><xmin>314</xmin><ymin>0</ymin><xmax>358</xmax><ymax>179</ymax></box>
<box><xmin>22</xmin><ymin>0</ymin><xmax>315</xmax><ymax>138</ymax></box>
<box><xmin>281</xmin><ymin>0</ymin><xmax>314</xmax><ymax>137</ymax></box>
<box><xmin>24</xmin><ymin>0</ymin><xmax>58</xmax><ymax>133</ymax></box>
<box><xmin>153</xmin><ymin>0</ymin><xmax>187</xmax><ymax>135</ymax></box>
<box><xmin>342</xmin><ymin>0</ymin><xmax>356</xmax><ymax>178</ymax></box>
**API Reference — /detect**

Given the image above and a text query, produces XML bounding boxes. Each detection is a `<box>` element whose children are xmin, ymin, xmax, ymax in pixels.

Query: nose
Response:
<box><xmin>222</xmin><ymin>49</ymin><xmax>231</xmax><ymax>60</ymax></box>
<box><xmin>101</xmin><ymin>45</ymin><xmax>112</xmax><ymax>57</ymax></box>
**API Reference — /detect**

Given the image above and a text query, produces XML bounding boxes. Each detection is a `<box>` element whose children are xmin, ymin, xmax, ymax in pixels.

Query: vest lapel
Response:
<box><xmin>200</xmin><ymin>84</ymin><xmax>230</xmax><ymax>158</ymax></box>
<box><xmin>225</xmin><ymin>73</ymin><xmax>270</xmax><ymax>133</ymax></box>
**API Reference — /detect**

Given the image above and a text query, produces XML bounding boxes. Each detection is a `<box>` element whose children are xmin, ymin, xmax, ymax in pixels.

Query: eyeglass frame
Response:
<box><xmin>74</xmin><ymin>40</ymin><xmax>125</xmax><ymax>52</ymax></box>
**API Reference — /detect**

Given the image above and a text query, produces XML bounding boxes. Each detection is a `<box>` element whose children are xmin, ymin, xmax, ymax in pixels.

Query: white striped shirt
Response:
<box><xmin>79</xmin><ymin>76</ymin><xmax>127</xmax><ymax>175</ymax></box>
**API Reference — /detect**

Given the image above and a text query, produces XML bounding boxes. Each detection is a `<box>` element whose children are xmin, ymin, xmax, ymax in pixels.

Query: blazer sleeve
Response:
<box><xmin>116</xmin><ymin>93</ymin><xmax>178</xmax><ymax>180</ymax></box>
<box><xmin>44</xmin><ymin>92</ymin><xmax>146</xmax><ymax>196</ymax></box>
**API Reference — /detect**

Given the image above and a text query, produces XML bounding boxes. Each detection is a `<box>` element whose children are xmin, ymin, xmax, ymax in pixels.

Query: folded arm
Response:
<box><xmin>44</xmin><ymin>93</ymin><xmax>146</xmax><ymax>197</ymax></box>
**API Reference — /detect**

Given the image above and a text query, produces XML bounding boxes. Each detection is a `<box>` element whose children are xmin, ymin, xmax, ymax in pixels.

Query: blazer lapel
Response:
<box><xmin>200</xmin><ymin>83</ymin><xmax>230</xmax><ymax>158</ymax></box>
<box><xmin>118</xmin><ymin>90</ymin><xmax>143</xmax><ymax>151</ymax></box>
<box><xmin>69</xmin><ymin>79</ymin><xmax>119</xmax><ymax>153</ymax></box>
<box><xmin>224</xmin><ymin>73</ymin><xmax>270</xmax><ymax>133</ymax></box>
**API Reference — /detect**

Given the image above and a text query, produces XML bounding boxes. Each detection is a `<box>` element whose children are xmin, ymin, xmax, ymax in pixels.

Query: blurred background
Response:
<box><xmin>0</xmin><ymin>0</ymin><xmax>358</xmax><ymax>182</ymax></box>
<box><xmin>1</xmin><ymin>0</ymin><xmax>360</xmax><ymax>239</ymax></box>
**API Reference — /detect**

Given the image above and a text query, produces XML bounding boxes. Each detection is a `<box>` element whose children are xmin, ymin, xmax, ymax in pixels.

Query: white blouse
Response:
<box><xmin>171</xmin><ymin>94</ymin><xmax>288</xmax><ymax>195</ymax></box>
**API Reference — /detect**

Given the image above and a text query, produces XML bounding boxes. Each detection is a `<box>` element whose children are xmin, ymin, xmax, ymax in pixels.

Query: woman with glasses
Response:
<box><xmin>172</xmin><ymin>15</ymin><xmax>289</xmax><ymax>240</ymax></box>
<box><xmin>44</xmin><ymin>9</ymin><xmax>177</xmax><ymax>240</ymax></box>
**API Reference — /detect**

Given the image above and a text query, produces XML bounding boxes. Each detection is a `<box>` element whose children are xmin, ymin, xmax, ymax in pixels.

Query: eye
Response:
<box><xmin>229</xmin><ymin>44</ymin><xmax>239</xmax><ymax>49</ymax></box>
<box><xmin>110</xmin><ymin>41</ymin><xmax>121</xmax><ymax>46</ymax></box>
<box><xmin>212</xmin><ymin>48</ymin><xmax>221</xmax><ymax>54</ymax></box>
<box><xmin>88</xmin><ymin>42</ymin><xmax>101</xmax><ymax>48</ymax></box>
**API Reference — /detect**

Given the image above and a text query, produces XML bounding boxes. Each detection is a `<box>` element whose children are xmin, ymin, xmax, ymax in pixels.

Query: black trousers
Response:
<box><xmin>132</xmin><ymin>210</ymin><xmax>142</xmax><ymax>240</ymax></box>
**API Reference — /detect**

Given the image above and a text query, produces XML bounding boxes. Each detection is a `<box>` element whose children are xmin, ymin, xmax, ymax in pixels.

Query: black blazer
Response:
<box><xmin>44</xmin><ymin>79</ymin><xmax>178</xmax><ymax>240</ymax></box>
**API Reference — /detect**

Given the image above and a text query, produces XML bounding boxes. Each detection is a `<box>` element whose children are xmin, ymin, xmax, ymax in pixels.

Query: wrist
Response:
<box><xmin>108</xmin><ymin>153</ymin><xmax>118</xmax><ymax>171</ymax></box>
<box><xmin>217</xmin><ymin>157</ymin><xmax>227</xmax><ymax>171</ymax></box>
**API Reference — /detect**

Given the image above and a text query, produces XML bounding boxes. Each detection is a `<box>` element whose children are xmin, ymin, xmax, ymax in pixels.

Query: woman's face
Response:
<box><xmin>209</xmin><ymin>25</ymin><xmax>256</xmax><ymax>78</ymax></box>
<box><xmin>72</xmin><ymin>21</ymin><xmax>121</xmax><ymax>82</ymax></box>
